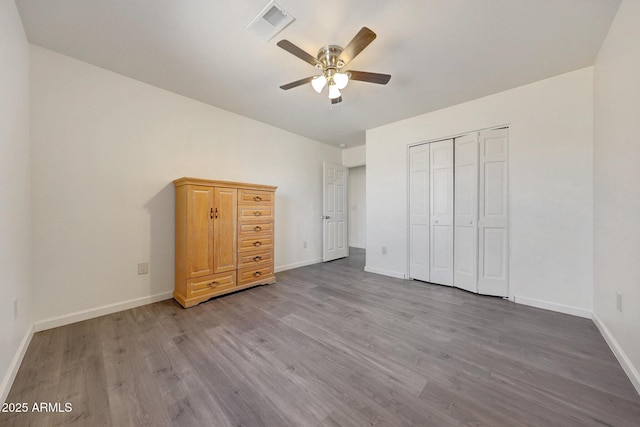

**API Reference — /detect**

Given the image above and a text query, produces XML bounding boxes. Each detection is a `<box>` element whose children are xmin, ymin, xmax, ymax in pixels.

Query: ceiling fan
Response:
<box><xmin>277</xmin><ymin>27</ymin><xmax>391</xmax><ymax>105</ymax></box>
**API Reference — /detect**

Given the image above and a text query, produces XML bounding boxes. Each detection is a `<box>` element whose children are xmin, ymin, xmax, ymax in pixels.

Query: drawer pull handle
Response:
<box><xmin>208</xmin><ymin>281</ymin><xmax>218</xmax><ymax>288</ymax></box>
<box><xmin>254</xmin><ymin>211</ymin><xmax>262</xmax><ymax>216</ymax></box>
<box><xmin>254</xmin><ymin>226</ymin><xmax>262</xmax><ymax>231</ymax></box>
<box><xmin>253</xmin><ymin>241</ymin><xmax>262</xmax><ymax>247</ymax></box>
<box><xmin>253</xmin><ymin>271</ymin><xmax>262</xmax><ymax>277</ymax></box>
<box><xmin>253</xmin><ymin>196</ymin><xmax>262</xmax><ymax>201</ymax></box>
<box><xmin>253</xmin><ymin>256</ymin><xmax>262</xmax><ymax>262</ymax></box>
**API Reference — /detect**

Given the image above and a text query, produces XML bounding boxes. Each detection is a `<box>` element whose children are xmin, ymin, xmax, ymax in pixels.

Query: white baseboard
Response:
<box><xmin>592</xmin><ymin>313</ymin><xmax>640</xmax><ymax>396</ymax></box>
<box><xmin>1</xmin><ymin>324</ymin><xmax>34</xmax><ymax>404</ymax></box>
<box><xmin>349</xmin><ymin>244</ymin><xmax>365</xmax><ymax>249</ymax></box>
<box><xmin>34</xmin><ymin>291</ymin><xmax>173</xmax><ymax>332</ymax></box>
<box><xmin>364</xmin><ymin>266</ymin><xmax>406</xmax><ymax>279</ymax></box>
<box><xmin>275</xmin><ymin>258</ymin><xmax>322</xmax><ymax>273</ymax></box>
<box><xmin>513</xmin><ymin>295</ymin><xmax>592</xmax><ymax>319</ymax></box>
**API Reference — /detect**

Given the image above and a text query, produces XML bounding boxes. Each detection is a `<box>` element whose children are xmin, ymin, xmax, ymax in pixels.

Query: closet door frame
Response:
<box><xmin>406</xmin><ymin>126</ymin><xmax>510</xmax><ymax>298</ymax></box>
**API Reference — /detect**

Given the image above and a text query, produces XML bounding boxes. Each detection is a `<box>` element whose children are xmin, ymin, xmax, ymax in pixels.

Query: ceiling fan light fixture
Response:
<box><xmin>328</xmin><ymin>83</ymin><xmax>341</xmax><ymax>99</ymax></box>
<box><xmin>311</xmin><ymin>75</ymin><xmax>327</xmax><ymax>93</ymax></box>
<box><xmin>334</xmin><ymin>72</ymin><xmax>349</xmax><ymax>90</ymax></box>
<box><xmin>277</xmin><ymin>27</ymin><xmax>391</xmax><ymax>105</ymax></box>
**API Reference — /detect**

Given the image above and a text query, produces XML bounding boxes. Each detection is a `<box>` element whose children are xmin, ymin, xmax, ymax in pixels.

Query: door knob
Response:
<box><xmin>468</xmin><ymin>220</ymin><xmax>473</xmax><ymax>225</ymax></box>
<box><xmin>434</xmin><ymin>219</ymin><xmax>439</xmax><ymax>224</ymax></box>
<box><xmin>324</xmin><ymin>216</ymin><xmax>331</xmax><ymax>219</ymax></box>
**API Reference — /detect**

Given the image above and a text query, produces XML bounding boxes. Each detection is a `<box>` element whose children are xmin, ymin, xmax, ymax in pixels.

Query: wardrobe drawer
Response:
<box><xmin>238</xmin><ymin>189</ymin><xmax>274</xmax><ymax>205</ymax></box>
<box><xmin>238</xmin><ymin>221</ymin><xmax>273</xmax><ymax>236</ymax></box>
<box><xmin>238</xmin><ymin>205</ymin><xmax>274</xmax><ymax>221</ymax></box>
<box><xmin>238</xmin><ymin>234</ymin><xmax>274</xmax><ymax>252</ymax></box>
<box><xmin>187</xmin><ymin>272</ymin><xmax>236</xmax><ymax>298</ymax></box>
<box><xmin>238</xmin><ymin>250</ymin><xmax>273</xmax><ymax>268</ymax></box>
<box><xmin>237</xmin><ymin>265</ymin><xmax>274</xmax><ymax>287</ymax></box>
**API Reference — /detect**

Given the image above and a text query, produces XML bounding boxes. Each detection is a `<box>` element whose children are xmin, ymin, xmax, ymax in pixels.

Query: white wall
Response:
<box><xmin>366</xmin><ymin>68</ymin><xmax>594</xmax><ymax>317</ymax></box>
<box><xmin>0</xmin><ymin>0</ymin><xmax>32</xmax><ymax>402</ymax></box>
<box><xmin>30</xmin><ymin>45</ymin><xmax>340</xmax><ymax>326</ymax></box>
<box><xmin>342</xmin><ymin>145</ymin><xmax>365</xmax><ymax>167</ymax></box>
<box><xmin>348</xmin><ymin>166</ymin><xmax>366</xmax><ymax>249</ymax></box>
<box><xmin>593</xmin><ymin>0</ymin><xmax>640</xmax><ymax>393</ymax></box>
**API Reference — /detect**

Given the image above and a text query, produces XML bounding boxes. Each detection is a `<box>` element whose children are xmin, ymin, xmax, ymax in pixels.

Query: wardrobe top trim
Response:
<box><xmin>173</xmin><ymin>177</ymin><xmax>277</xmax><ymax>191</ymax></box>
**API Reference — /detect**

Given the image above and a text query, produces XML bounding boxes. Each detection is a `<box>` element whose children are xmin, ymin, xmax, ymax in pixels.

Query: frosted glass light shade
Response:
<box><xmin>328</xmin><ymin>83</ymin><xmax>341</xmax><ymax>99</ymax></box>
<box><xmin>311</xmin><ymin>75</ymin><xmax>327</xmax><ymax>93</ymax></box>
<box><xmin>334</xmin><ymin>72</ymin><xmax>349</xmax><ymax>89</ymax></box>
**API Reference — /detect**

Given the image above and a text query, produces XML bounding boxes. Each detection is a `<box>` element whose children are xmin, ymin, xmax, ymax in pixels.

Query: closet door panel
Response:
<box><xmin>454</xmin><ymin>134</ymin><xmax>479</xmax><ymax>292</ymax></box>
<box><xmin>478</xmin><ymin>129</ymin><xmax>509</xmax><ymax>296</ymax></box>
<box><xmin>409</xmin><ymin>144</ymin><xmax>430</xmax><ymax>281</ymax></box>
<box><xmin>429</xmin><ymin>139</ymin><xmax>454</xmax><ymax>286</ymax></box>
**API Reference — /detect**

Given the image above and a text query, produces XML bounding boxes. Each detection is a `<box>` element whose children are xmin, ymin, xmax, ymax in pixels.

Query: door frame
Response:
<box><xmin>405</xmin><ymin>124</ymin><xmax>512</xmax><ymax>299</ymax></box>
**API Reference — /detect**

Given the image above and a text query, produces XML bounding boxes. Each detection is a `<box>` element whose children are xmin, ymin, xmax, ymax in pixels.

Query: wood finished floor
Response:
<box><xmin>3</xmin><ymin>248</ymin><xmax>640</xmax><ymax>426</ymax></box>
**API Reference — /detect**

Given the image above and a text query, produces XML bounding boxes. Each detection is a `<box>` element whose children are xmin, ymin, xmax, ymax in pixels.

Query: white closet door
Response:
<box><xmin>454</xmin><ymin>134</ymin><xmax>479</xmax><ymax>292</ymax></box>
<box><xmin>478</xmin><ymin>128</ymin><xmax>509</xmax><ymax>296</ymax></box>
<box><xmin>409</xmin><ymin>144</ymin><xmax>430</xmax><ymax>281</ymax></box>
<box><xmin>430</xmin><ymin>139</ymin><xmax>454</xmax><ymax>286</ymax></box>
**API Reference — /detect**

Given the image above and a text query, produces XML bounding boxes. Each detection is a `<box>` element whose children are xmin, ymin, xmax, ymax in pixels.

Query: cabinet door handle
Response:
<box><xmin>253</xmin><ymin>271</ymin><xmax>262</xmax><ymax>277</ymax></box>
<box><xmin>254</xmin><ymin>226</ymin><xmax>262</xmax><ymax>232</ymax></box>
<box><xmin>254</xmin><ymin>211</ymin><xmax>262</xmax><ymax>216</ymax></box>
<box><xmin>207</xmin><ymin>281</ymin><xmax>218</xmax><ymax>288</ymax></box>
<box><xmin>253</xmin><ymin>256</ymin><xmax>262</xmax><ymax>262</ymax></box>
<box><xmin>254</xmin><ymin>241</ymin><xmax>262</xmax><ymax>247</ymax></box>
<box><xmin>210</xmin><ymin>208</ymin><xmax>213</xmax><ymax>219</ymax></box>
<box><xmin>214</xmin><ymin>208</ymin><xmax>219</xmax><ymax>219</ymax></box>
<box><xmin>253</xmin><ymin>196</ymin><xmax>262</xmax><ymax>201</ymax></box>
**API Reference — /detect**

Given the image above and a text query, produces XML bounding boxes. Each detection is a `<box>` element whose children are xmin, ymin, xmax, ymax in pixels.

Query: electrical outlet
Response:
<box><xmin>616</xmin><ymin>291</ymin><xmax>623</xmax><ymax>313</ymax></box>
<box><xmin>138</xmin><ymin>262</ymin><xmax>149</xmax><ymax>275</ymax></box>
<box><xmin>13</xmin><ymin>298</ymin><xmax>18</xmax><ymax>320</ymax></box>
<box><xmin>382</xmin><ymin>246</ymin><xmax>387</xmax><ymax>255</ymax></box>
<box><xmin>303</xmin><ymin>241</ymin><xmax>307</xmax><ymax>249</ymax></box>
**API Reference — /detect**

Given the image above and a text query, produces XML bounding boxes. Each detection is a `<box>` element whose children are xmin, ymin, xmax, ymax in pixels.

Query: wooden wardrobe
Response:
<box><xmin>173</xmin><ymin>178</ymin><xmax>277</xmax><ymax>308</ymax></box>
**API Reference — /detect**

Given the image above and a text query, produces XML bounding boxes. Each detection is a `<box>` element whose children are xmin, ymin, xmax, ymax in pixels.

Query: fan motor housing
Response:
<box><xmin>316</xmin><ymin>45</ymin><xmax>344</xmax><ymax>70</ymax></box>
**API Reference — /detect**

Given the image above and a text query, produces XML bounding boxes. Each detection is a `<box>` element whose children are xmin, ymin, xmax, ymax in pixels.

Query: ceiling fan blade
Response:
<box><xmin>338</xmin><ymin>27</ymin><xmax>377</xmax><ymax>66</ymax></box>
<box><xmin>348</xmin><ymin>70</ymin><xmax>391</xmax><ymax>85</ymax></box>
<box><xmin>277</xmin><ymin>40</ymin><xmax>321</xmax><ymax>67</ymax></box>
<box><xmin>280</xmin><ymin>76</ymin><xmax>314</xmax><ymax>90</ymax></box>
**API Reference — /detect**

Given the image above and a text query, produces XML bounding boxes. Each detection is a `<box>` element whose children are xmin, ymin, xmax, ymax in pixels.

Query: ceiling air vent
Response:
<box><xmin>247</xmin><ymin>1</ymin><xmax>294</xmax><ymax>41</ymax></box>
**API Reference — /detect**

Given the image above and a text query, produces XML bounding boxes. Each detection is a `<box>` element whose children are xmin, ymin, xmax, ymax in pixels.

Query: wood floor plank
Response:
<box><xmin>2</xmin><ymin>247</ymin><xmax>639</xmax><ymax>426</ymax></box>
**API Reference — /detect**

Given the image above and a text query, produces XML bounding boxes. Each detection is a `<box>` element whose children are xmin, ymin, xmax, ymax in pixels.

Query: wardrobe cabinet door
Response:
<box><xmin>409</xmin><ymin>144</ymin><xmax>430</xmax><ymax>282</ymax></box>
<box><xmin>430</xmin><ymin>139</ymin><xmax>454</xmax><ymax>286</ymax></box>
<box><xmin>454</xmin><ymin>134</ymin><xmax>479</xmax><ymax>292</ymax></box>
<box><xmin>478</xmin><ymin>128</ymin><xmax>509</xmax><ymax>297</ymax></box>
<box><xmin>186</xmin><ymin>186</ymin><xmax>214</xmax><ymax>278</ymax></box>
<box><xmin>213</xmin><ymin>187</ymin><xmax>237</xmax><ymax>274</ymax></box>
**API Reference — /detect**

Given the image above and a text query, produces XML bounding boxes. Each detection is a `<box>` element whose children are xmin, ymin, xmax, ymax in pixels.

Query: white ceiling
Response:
<box><xmin>16</xmin><ymin>0</ymin><xmax>620</xmax><ymax>148</ymax></box>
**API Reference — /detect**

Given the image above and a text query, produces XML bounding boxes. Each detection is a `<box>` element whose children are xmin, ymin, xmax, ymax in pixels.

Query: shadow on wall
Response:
<box><xmin>144</xmin><ymin>183</ymin><xmax>175</xmax><ymax>297</ymax></box>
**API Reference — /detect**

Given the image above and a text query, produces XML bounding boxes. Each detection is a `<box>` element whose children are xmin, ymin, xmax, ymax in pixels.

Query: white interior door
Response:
<box><xmin>429</xmin><ymin>139</ymin><xmax>454</xmax><ymax>286</ymax></box>
<box><xmin>409</xmin><ymin>144</ymin><xmax>430</xmax><ymax>281</ymax></box>
<box><xmin>323</xmin><ymin>162</ymin><xmax>349</xmax><ymax>262</ymax></box>
<box><xmin>478</xmin><ymin>128</ymin><xmax>509</xmax><ymax>296</ymax></box>
<box><xmin>454</xmin><ymin>134</ymin><xmax>479</xmax><ymax>292</ymax></box>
